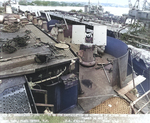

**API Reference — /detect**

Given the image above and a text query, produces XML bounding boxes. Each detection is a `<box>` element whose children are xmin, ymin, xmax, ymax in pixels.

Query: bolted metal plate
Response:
<box><xmin>0</xmin><ymin>84</ymin><xmax>32</xmax><ymax>113</ymax></box>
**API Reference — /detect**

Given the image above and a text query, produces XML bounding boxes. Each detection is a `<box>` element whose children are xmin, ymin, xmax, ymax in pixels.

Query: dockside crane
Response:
<box><xmin>142</xmin><ymin>0</ymin><xmax>150</xmax><ymax>10</ymax></box>
<box><xmin>129</xmin><ymin>0</ymin><xmax>133</xmax><ymax>9</ymax></box>
<box><xmin>133</xmin><ymin>0</ymin><xmax>140</xmax><ymax>9</ymax></box>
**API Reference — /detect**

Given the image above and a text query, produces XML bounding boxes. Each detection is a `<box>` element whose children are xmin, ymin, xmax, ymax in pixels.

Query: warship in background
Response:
<box><xmin>82</xmin><ymin>0</ymin><xmax>150</xmax><ymax>51</ymax></box>
<box><xmin>84</xmin><ymin>0</ymin><xmax>127</xmax><ymax>26</ymax></box>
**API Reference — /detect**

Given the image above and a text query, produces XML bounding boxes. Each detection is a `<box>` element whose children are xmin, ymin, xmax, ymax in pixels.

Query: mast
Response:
<box><xmin>142</xmin><ymin>0</ymin><xmax>150</xmax><ymax>10</ymax></box>
<box><xmin>142</xmin><ymin>0</ymin><xmax>147</xmax><ymax>10</ymax></box>
<box><xmin>88</xmin><ymin>0</ymin><xmax>91</xmax><ymax>12</ymax></box>
<box><xmin>88</xmin><ymin>0</ymin><xmax>90</xmax><ymax>6</ymax></box>
<box><xmin>128</xmin><ymin>0</ymin><xmax>133</xmax><ymax>9</ymax></box>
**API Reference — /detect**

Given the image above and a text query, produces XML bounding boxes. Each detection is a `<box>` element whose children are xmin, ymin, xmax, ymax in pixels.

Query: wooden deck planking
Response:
<box><xmin>117</xmin><ymin>75</ymin><xmax>146</xmax><ymax>95</ymax></box>
<box><xmin>125</xmin><ymin>92</ymin><xmax>138</xmax><ymax>102</ymax></box>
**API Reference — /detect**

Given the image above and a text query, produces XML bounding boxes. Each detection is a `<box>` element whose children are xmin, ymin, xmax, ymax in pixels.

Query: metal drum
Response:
<box><xmin>32</xmin><ymin>16</ymin><xmax>38</xmax><ymax>25</ymax></box>
<box><xmin>38</xmin><ymin>19</ymin><xmax>43</xmax><ymax>27</ymax></box>
<box><xmin>42</xmin><ymin>21</ymin><xmax>48</xmax><ymax>32</ymax></box>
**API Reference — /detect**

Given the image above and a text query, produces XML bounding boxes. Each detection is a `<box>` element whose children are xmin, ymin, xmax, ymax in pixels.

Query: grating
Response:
<box><xmin>0</xmin><ymin>84</ymin><xmax>32</xmax><ymax>113</ymax></box>
<box><xmin>88</xmin><ymin>97</ymin><xmax>131</xmax><ymax>114</ymax></box>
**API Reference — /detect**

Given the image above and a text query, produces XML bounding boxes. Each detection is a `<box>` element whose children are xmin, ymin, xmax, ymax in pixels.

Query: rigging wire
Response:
<box><xmin>34</xmin><ymin>67</ymin><xmax>66</xmax><ymax>84</ymax></box>
<box><xmin>129</xmin><ymin>49</ymin><xmax>136</xmax><ymax>89</ymax></box>
<box><xmin>140</xmin><ymin>69</ymin><xmax>150</xmax><ymax>101</ymax></box>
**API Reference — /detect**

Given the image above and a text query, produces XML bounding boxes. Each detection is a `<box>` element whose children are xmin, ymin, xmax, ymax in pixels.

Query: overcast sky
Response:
<box><xmin>1</xmin><ymin>0</ymin><xmax>150</xmax><ymax>6</ymax></box>
<box><xmin>48</xmin><ymin>0</ymin><xmax>135</xmax><ymax>5</ymax></box>
<box><xmin>45</xmin><ymin>0</ymin><xmax>147</xmax><ymax>5</ymax></box>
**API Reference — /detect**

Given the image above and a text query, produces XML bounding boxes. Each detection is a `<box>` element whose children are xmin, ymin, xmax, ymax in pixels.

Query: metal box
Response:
<box><xmin>47</xmin><ymin>74</ymin><xmax>78</xmax><ymax>113</ymax></box>
<box><xmin>72</xmin><ymin>25</ymin><xmax>107</xmax><ymax>46</ymax></box>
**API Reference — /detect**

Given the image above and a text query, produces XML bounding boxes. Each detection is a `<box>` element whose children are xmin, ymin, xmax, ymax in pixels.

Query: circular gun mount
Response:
<box><xmin>79</xmin><ymin>45</ymin><xmax>96</xmax><ymax>67</ymax></box>
<box><xmin>72</xmin><ymin>25</ymin><xmax>107</xmax><ymax>67</ymax></box>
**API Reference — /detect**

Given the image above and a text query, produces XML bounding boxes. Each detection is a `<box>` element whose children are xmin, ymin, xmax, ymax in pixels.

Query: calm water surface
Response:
<box><xmin>12</xmin><ymin>5</ymin><xmax>129</xmax><ymax>16</ymax></box>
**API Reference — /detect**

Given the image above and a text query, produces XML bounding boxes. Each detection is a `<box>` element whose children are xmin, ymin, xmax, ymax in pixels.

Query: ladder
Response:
<box><xmin>131</xmin><ymin>90</ymin><xmax>150</xmax><ymax>114</ymax></box>
<box><xmin>32</xmin><ymin>88</ymin><xmax>54</xmax><ymax>113</ymax></box>
<box><xmin>45</xmin><ymin>12</ymin><xmax>51</xmax><ymax>21</ymax></box>
<box><xmin>114</xmin><ymin>75</ymin><xmax>150</xmax><ymax>114</ymax></box>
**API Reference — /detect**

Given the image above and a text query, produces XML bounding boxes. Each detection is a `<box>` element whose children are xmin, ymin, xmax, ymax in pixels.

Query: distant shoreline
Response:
<box><xmin>18</xmin><ymin>0</ymin><xmax>128</xmax><ymax>8</ymax></box>
<box><xmin>12</xmin><ymin>5</ymin><xmax>129</xmax><ymax>16</ymax></box>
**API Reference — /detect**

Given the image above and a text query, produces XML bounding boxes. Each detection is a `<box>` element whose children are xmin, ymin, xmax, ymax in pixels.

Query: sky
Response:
<box><xmin>1</xmin><ymin>0</ymin><xmax>150</xmax><ymax>6</ymax></box>
<box><xmin>41</xmin><ymin>0</ymin><xmax>148</xmax><ymax>6</ymax></box>
<box><xmin>42</xmin><ymin>0</ymin><xmax>135</xmax><ymax>5</ymax></box>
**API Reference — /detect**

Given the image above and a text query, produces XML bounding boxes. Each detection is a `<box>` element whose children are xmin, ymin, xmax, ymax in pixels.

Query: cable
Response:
<box><xmin>36</xmin><ymin>83</ymin><xmax>41</xmax><ymax>89</ymax></box>
<box><xmin>34</xmin><ymin>67</ymin><xmax>66</xmax><ymax>84</ymax></box>
<box><xmin>45</xmin><ymin>81</ymin><xmax>61</xmax><ymax>87</ymax></box>
<box><xmin>141</xmin><ymin>70</ymin><xmax>150</xmax><ymax>101</ymax></box>
<box><xmin>129</xmin><ymin>49</ymin><xmax>136</xmax><ymax>89</ymax></box>
<box><xmin>139</xmin><ymin>83</ymin><xmax>150</xmax><ymax>101</ymax></box>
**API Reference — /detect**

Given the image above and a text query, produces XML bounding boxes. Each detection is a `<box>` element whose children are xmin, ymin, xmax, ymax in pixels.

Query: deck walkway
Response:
<box><xmin>78</xmin><ymin>54</ymin><xmax>116</xmax><ymax>112</ymax></box>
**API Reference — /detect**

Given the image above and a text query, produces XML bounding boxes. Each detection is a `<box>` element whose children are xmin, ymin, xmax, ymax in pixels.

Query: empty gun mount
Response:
<box><xmin>2</xmin><ymin>35</ymin><xmax>30</xmax><ymax>53</ymax></box>
<box><xmin>2</xmin><ymin>22</ymin><xmax>20</xmax><ymax>33</ymax></box>
<box><xmin>34</xmin><ymin>53</ymin><xmax>66</xmax><ymax>63</ymax></box>
<box><xmin>13</xmin><ymin>35</ymin><xmax>30</xmax><ymax>47</ymax></box>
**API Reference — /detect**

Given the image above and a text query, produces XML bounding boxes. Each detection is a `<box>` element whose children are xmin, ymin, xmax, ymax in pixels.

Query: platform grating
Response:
<box><xmin>88</xmin><ymin>97</ymin><xmax>131</xmax><ymax>114</ymax></box>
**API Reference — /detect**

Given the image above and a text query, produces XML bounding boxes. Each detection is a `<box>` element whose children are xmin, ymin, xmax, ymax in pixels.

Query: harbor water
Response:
<box><xmin>12</xmin><ymin>5</ymin><xmax>129</xmax><ymax>16</ymax></box>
